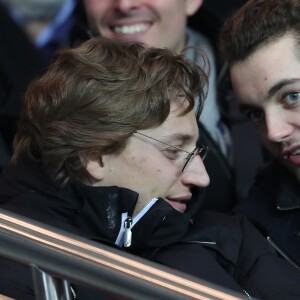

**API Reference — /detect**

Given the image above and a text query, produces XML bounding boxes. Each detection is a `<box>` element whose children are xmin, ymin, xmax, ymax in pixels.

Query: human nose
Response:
<box><xmin>181</xmin><ymin>155</ymin><xmax>210</xmax><ymax>188</ymax></box>
<box><xmin>265</xmin><ymin>111</ymin><xmax>294</xmax><ymax>142</ymax></box>
<box><xmin>114</xmin><ymin>0</ymin><xmax>141</xmax><ymax>12</ymax></box>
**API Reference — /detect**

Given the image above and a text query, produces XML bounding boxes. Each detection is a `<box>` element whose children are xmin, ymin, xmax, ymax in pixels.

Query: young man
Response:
<box><xmin>81</xmin><ymin>0</ymin><xmax>237</xmax><ymax>211</ymax></box>
<box><xmin>0</xmin><ymin>36</ymin><xmax>300</xmax><ymax>300</ymax></box>
<box><xmin>219</xmin><ymin>0</ymin><xmax>300</xmax><ymax>269</ymax></box>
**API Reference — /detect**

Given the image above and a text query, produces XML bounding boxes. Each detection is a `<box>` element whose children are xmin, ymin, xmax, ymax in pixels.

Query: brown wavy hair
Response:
<box><xmin>219</xmin><ymin>0</ymin><xmax>300</xmax><ymax>64</ymax></box>
<box><xmin>13</xmin><ymin>36</ymin><xmax>208</xmax><ymax>185</ymax></box>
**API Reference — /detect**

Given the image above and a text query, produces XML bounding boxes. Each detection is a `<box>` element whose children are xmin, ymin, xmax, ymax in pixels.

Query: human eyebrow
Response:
<box><xmin>268</xmin><ymin>78</ymin><xmax>300</xmax><ymax>99</ymax></box>
<box><xmin>163</xmin><ymin>133</ymin><xmax>196</xmax><ymax>146</ymax></box>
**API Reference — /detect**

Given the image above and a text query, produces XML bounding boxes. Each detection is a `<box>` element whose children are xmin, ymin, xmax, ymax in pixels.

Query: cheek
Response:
<box><xmin>128</xmin><ymin>154</ymin><xmax>147</xmax><ymax>167</ymax></box>
<box><xmin>86</xmin><ymin>4</ymin><xmax>109</xmax><ymax>23</ymax></box>
<box><xmin>155</xmin><ymin>167</ymin><xmax>162</xmax><ymax>174</ymax></box>
<box><xmin>136</xmin><ymin>159</ymin><xmax>177</xmax><ymax>190</ymax></box>
<box><xmin>291</xmin><ymin>111</ymin><xmax>300</xmax><ymax>127</ymax></box>
<box><xmin>122</xmin><ymin>155</ymin><xmax>151</xmax><ymax>179</ymax></box>
<box><xmin>153</xmin><ymin>164</ymin><xmax>180</xmax><ymax>190</ymax></box>
<box><xmin>125</xmin><ymin>149</ymin><xmax>180</xmax><ymax>184</ymax></box>
<box><xmin>259</xmin><ymin>131</ymin><xmax>277</xmax><ymax>154</ymax></box>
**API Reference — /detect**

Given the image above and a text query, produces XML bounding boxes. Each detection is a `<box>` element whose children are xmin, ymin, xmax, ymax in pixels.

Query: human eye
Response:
<box><xmin>241</xmin><ymin>108</ymin><xmax>265</xmax><ymax>124</ymax></box>
<box><xmin>162</xmin><ymin>148</ymin><xmax>181</xmax><ymax>160</ymax></box>
<box><xmin>282</xmin><ymin>92</ymin><xmax>300</xmax><ymax>107</ymax></box>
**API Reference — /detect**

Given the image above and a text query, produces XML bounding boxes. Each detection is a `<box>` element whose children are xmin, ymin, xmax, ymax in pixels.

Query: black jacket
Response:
<box><xmin>234</xmin><ymin>160</ymin><xmax>300</xmax><ymax>270</ymax></box>
<box><xmin>0</xmin><ymin>156</ymin><xmax>300</xmax><ymax>299</ymax></box>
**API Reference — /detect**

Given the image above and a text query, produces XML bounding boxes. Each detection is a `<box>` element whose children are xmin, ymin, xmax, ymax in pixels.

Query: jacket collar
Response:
<box><xmin>276</xmin><ymin>161</ymin><xmax>300</xmax><ymax>210</ymax></box>
<box><xmin>72</xmin><ymin>182</ymin><xmax>138</xmax><ymax>243</ymax></box>
<box><xmin>0</xmin><ymin>154</ymin><xmax>139</xmax><ymax>244</ymax></box>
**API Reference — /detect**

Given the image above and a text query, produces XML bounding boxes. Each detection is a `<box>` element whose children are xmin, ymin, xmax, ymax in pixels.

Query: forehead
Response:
<box><xmin>230</xmin><ymin>34</ymin><xmax>300</xmax><ymax>105</ymax></box>
<box><xmin>147</xmin><ymin>98</ymin><xmax>198</xmax><ymax>141</ymax></box>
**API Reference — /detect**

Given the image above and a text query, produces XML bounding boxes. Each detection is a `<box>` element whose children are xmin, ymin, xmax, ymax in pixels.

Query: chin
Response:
<box><xmin>284</xmin><ymin>162</ymin><xmax>300</xmax><ymax>183</ymax></box>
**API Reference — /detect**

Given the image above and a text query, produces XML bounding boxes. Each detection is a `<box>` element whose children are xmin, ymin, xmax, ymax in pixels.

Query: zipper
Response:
<box><xmin>115</xmin><ymin>198</ymin><xmax>159</xmax><ymax>247</ymax></box>
<box><xmin>190</xmin><ymin>241</ymin><xmax>216</xmax><ymax>245</ymax></box>
<box><xmin>277</xmin><ymin>204</ymin><xmax>300</xmax><ymax>211</ymax></box>
<box><xmin>70</xmin><ymin>285</ymin><xmax>76</xmax><ymax>299</ymax></box>
<box><xmin>242</xmin><ymin>289</ymin><xmax>253</xmax><ymax>299</ymax></box>
<box><xmin>124</xmin><ymin>217</ymin><xmax>133</xmax><ymax>247</ymax></box>
<box><xmin>267</xmin><ymin>236</ymin><xmax>300</xmax><ymax>271</ymax></box>
<box><xmin>123</xmin><ymin>198</ymin><xmax>159</xmax><ymax>247</ymax></box>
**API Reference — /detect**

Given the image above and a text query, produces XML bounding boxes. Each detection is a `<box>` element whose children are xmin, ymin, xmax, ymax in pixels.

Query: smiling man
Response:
<box><xmin>83</xmin><ymin>0</ymin><xmax>200</xmax><ymax>53</ymax></box>
<box><xmin>219</xmin><ymin>0</ymin><xmax>300</xmax><ymax>270</ymax></box>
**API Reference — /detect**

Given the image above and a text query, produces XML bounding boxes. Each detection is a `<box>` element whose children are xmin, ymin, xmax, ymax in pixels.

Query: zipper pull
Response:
<box><xmin>124</xmin><ymin>217</ymin><xmax>133</xmax><ymax>247</ymax></box>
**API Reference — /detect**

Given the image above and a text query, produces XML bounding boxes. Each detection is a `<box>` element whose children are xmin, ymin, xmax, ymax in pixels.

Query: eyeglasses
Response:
<box><xmin>134</xmin><ymin>131</ymin><xmax>209</xmax><ymax>172</ymax></box>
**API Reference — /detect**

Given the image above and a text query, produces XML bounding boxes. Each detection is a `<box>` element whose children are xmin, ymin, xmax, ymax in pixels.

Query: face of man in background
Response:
<box><xmin>83</xmin><ymin>0</ymin><xmax>202</xmax><ymax>53</ymax></box>
<box><xmin>230</xmin><ymin>33</ymin><xmax>300</xmax><ymax>182</ymax></box>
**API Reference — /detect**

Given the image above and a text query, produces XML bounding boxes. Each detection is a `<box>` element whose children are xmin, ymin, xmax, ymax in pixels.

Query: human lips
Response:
<box><xmin>112</xmin><ymin>22</ymin><xmax>150</xmax><ymax>35</ymax></box>
<box><xmin>165</xmin><ymin>196</ymin><xmax>192</xmax><ymax>213</ymax></box>
<box><xmin>281</xmin><ymin>144</ymin><xmax>300</xmax><ymax>166</ymax></box>
<box><xmin>107</xmin><ymin>11</ymin><xmax>156</xmax><ymax>38</ymax></box>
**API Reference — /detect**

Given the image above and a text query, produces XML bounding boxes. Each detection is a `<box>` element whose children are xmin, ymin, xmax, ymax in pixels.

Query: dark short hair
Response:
<box><xmin>13</xmin><ymin>36</ymin><xmax>208</xmax><ymax>185</ymax></box>
<box><xmin>219</xmin><ymin>0</ymin><xmax>300</xmax><ymax>64</ymax></box>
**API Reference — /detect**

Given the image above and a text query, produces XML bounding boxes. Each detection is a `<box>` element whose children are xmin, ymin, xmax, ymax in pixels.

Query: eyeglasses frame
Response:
<box><xmin>134</xmin><ymin>131</ymin><xmax>209</xmax><ymax>172</ymax></box>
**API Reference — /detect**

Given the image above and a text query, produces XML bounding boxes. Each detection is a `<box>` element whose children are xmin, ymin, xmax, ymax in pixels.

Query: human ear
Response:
<box><xmin>85</xmin><ymin>158</ymin><xmax>105</xmax><ymax>182</ymax></box>
<box><xmin>186</xmin><ymin>0</ymin><xmax>203</xmax><ymax>16</ymax></box>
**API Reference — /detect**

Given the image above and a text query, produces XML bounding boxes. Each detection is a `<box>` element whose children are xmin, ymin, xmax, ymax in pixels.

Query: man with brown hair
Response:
<box><xmin>219</xmin><ymin>0</ymin><xmax>300</xmax><ymax>270</ymax></box>
<box><xmin>81</xmin><ymin>0</ymin><xmax>237</xmax><ymax>212</ymax></box>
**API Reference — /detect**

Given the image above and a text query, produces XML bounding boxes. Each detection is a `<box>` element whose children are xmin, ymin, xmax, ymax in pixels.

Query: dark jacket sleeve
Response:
<box><xmin>152</xmin><ymin>242</ymin><xmax>247</xmax><ymax>297</ymax></box>
<box><xmin>143</xmin><ymin>211</ymin><xmax>300</xmax><ymax>300</ymax></box>
<box><xmin>235</xmin><ymin>215</ymin><xmax>300</xmax><ymax>300</ymax></box>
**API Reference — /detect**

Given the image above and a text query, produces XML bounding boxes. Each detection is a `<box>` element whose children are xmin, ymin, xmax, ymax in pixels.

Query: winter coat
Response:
<box><xmin>0</xmin><ymin>155</ymin><xmax>300</xmax><ymax>299</ymax></box>
<box><xmin>234</xmin><ymin>160</ymin><xmax>300</xmax><ymax>270</ymax></box>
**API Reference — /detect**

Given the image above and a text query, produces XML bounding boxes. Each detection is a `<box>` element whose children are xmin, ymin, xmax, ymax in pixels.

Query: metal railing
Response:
<box><xmin>0</xmin><ymin>208</ymin><xmax>246</xmax><ymax>300</ymax></box>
